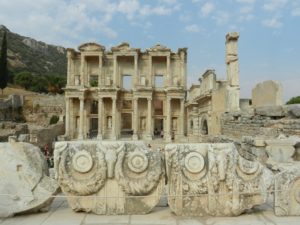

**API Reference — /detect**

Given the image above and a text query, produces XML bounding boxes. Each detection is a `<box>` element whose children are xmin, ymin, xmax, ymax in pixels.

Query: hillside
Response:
<box><xmin>0</xmin><ymin>25</ymin><xmax>67</xmax><ymax>76</ymax></box>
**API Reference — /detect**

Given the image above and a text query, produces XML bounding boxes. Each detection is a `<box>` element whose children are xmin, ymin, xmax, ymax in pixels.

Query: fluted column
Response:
<box><xmin>148</xmin><ymin>55</ymin><xmax>152</xmax><ymax>86</ymax></box>
<box><xmin>146</xmin><ymin>97</ymin><xmax>152</xmax><ymax>140</ymax></box>
<box><xmin>98</xmin><ymin>55</ymin><xmax>102</xmax><ymax>87</ymax></box>
<box><xmin>132</xmin><ymin>97</ymin><xmax>138</xmax><ymax>140</ymax></box>
<box><xmin>134</xmin><ymin>54</ymin><xmax>138</xmax><ymax>86</ymax></box>
<box><xmin>80</xmin><ymin>54</ymin><xmax>85</xmax><ymax>86</ymax></box>
<box><xmin>111</xmin><ymin>97</ymin><xmax>117</xmax><ymax>140</ymax></box>
<box><xmin>167</xmin><ymin>55</ymin><xmax>171</xmax><ymax>86</ymax></box>
<box><xmin>97</xmin><ymin>97</ymin><xmax>103</xmax><ymax>140</ymax></box>
<box><xmin>165</xmin><ymin>97</ymin><xmax>172</xmax><ymax>142</ymax></box>
<box><xmin>113</xmin><ymin>55</ymin><xmax>117</xmax><ymax>87</ymax></box>
<box><xmin>180</xmin><ymin>98</ymin><xmax>185</xmax><ymax>137</ymax></box>
<box><xmin>78</xmin><ymin>97</ymin><xmax>84</xmax><ymax>140</ymax></box>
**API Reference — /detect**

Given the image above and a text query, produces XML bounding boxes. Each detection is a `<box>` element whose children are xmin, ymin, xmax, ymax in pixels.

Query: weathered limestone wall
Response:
<box><xmin>221</xmin><ymin>105</ymin><xmax>300</xmax><ymax>140</ymax></box>
<box><xmin>0</xmin><ymin>95</ymin><xmax>23</xmax><ymax>121</ymax></box>
<box><xmin>252</xmin><ymin>80</ymin><xmax>283</xmax><ymax>107</ymax></box>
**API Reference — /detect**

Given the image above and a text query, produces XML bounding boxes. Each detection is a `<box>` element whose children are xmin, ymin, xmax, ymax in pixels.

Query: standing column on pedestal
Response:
<box><xmin>78</xmin><ymin>97</ymin><xmax>84</xmax><ymax>140</ymax></box>
<box><xmin>165</xmin><ymin>97</ymin><xmax>171</xmax><ymax>142</ymax></box>
<box><xmin>180</xmin><ymin>98</ymin><xmax>185</xmax><ymax>137</ymax></box>
<box><xmin>146</xmin><ymin>97</ymin><xmax>152</xmax><ymax>140</ymax></box>
<box><xmin>67</xmin><ymin>53</ymin><xmax>72</xmax><ymax>86</ymax></box>
<box><xmin>113</xmin><ymin>55</ymin><xmax>117</xmax><ymax>87</ymax></box>
<box><xmin>111</xmin><ymin>97</ymin><xmax>117</xmax><ymax>140</ymax></box>
<box><xmin>132</xmin><ymin>97</ymin><xmax>138</xmax><ymax>140</ymax></box>
<box><xmin>166</xmin><ymin>55</ymin><xmax>171</xmax><ymax>86</ymax></box>
<box><xmin>65</xmin><ymin>97</ymin><xmax>70</xmax><ymax>137</ymax></box>
<box><xmin>97</xmin><ymin>97</ymin><xmax>103</xmax><ymax>140</ymax></box>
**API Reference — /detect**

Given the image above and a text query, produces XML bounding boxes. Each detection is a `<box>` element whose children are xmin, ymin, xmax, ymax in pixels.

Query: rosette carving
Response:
<box><xmin>115</xmin><ymin>144</ymin><xmax>163</xmax><ymax>195</ymax></box>
<box><xmin>58</xmin><ymin>144</ymin><xmax>107</xmax><ymax>195</ymax></box>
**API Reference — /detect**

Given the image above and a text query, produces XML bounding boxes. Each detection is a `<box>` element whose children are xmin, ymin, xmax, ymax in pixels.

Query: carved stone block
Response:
<box><xmin>0</xmin><ymin>142</ymin><xmax>59</xmax><ymax>217</ymax></box>
<box><xmin>54</xmin><ymin>141</ymin><xmax>165</xmax><ymax>215</ymax></box>
<box><xmin>274</xmin><ymin>163</ymin><xmax>300</xmax><ymax>216</ymax></box>
<box><xmin>165</xmin><ymin>143</ymin><xmax>273</xmax><ymax>216</ymax></box>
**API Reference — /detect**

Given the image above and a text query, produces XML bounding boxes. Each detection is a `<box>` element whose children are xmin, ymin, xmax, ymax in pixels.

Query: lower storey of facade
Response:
<box><xmin>64</xmin><ymin>90</ymin><xmax>186</xmax><ymax>141</ymax></box>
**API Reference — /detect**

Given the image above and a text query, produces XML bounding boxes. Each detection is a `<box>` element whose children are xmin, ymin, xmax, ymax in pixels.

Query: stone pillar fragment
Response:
<box><xmin>65</xmin><ymin>97</ymin><xmax>70</xmax><ymax>137</ymax></box>
<box><xmin>134</xmin><ymin>54</ymin><xmax>138</xmax><ymax>86</ymax></box>
<box><xmin>225</xmin><ymin>32</ymin><xmax>240</xmax><ymax>112</ymax></box>
<box><xmin>113</xmin><ymin>55</ymin><xmax>117</xmax><ymax>86</ymax></box>
<box><xmin>180</xmin><ymin>98</ymin><xmax>185</xmax><ymax>137</ymax></box>
<box><xmin>167</xmin><ymin>55</ymin><xmax>171</xmax><ymax>86</ymax></box>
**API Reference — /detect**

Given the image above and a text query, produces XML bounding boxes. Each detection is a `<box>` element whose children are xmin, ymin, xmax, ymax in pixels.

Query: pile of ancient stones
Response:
<box><xmin>1</xmin><ymin>140</ymin><xmax>300</xmax><ymax>217</ymax></box>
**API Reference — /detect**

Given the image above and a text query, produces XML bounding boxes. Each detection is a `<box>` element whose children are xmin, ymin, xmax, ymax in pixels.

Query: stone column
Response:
<box><xmin>113</xmin><ymin>55</ymin><xmax>117</xmax><ymax>87</ymax></box>
<box><xmin>165</xmin><ymin>97</ymin><xmax>172</xmax><ymax>142</ymax></box>
<box><xmin>97</xmin><ymin>97</ymin><xmax>103</xmax><ymax>140</ymax></box>
<box><xmin>134</xmin><ymin>54</ymin><xmax>138</xmax><ymax>86</ymax></box>
<box><xmin>148</xmin><ymin>55</ymin><xmax>152</xmax><ymax>86</ymax></box>
<box><xmin>146</xmin><ymin>97</ymin><xmax>152</xmax><ymax>140</ymax></box>
<box><xmin>111</xmin><ymin>97</ymin><xmax>117</xmax><ymax>140</ymax></box>
<box><xmin>65</xmin><ymin>97</ymin><xmax>70</xmax><ymax>137</ymax></box>
<box><xmin>78</xmin><ymin>97</ymin><xmax>84</xmax><ymax>140</ymax></box>
<box><xmin>166</xmin><ymin>55</ymin><xmax>171</xmax><ymax>86</ymax></box>
<box><xmin>225</xmin><ymin>32</ymin><xmax>240</xmax><ymax>112</ymax></box>
<box><xmin>67</xmin><ymin>54</ymin><xmax>71</xmax><ymax>86</ymax></box>
<box><xmin>98</xmin><ymin>54</ymin><xmax>102</xmax><ymax>87</ymax></box>
<box><xmin>180</xmin><ymin>98</ymin><xmax>185</xmax><ymax>138</ymax></box>
<box><xmin>80</xmin><ymin>54</ymin><xmax>85</xmax><ymax>86</ymax></box>
<box><xmin>132</xmin><ymin>97</ymin><xmax>138</xmax><ymax>140</ymax></box>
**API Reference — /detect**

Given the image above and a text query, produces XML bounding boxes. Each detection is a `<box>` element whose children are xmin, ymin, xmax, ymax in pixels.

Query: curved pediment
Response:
<box><xmin>111</xmin><ymin>42</ymin><xmax>139</xmax><ymax>52</ymax></box>
<box><xmin>78</xmin><ymin>42</ymin><xmax>105</xmax><ymax>52</ymax></box>
<box><xmin>147</xmin><ymin>44</ymin><xmax>170</xmax><ymax>52</ymax></box>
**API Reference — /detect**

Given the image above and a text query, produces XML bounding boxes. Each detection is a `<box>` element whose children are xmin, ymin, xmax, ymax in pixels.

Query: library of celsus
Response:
<box><xmin>64</xmin><ymin>42</ymin><xmax>187</xmax><ymax>141</ymax></box>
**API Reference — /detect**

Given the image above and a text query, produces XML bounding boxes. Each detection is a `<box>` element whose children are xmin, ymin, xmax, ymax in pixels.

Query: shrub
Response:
<box><xmin>49</xmin><ymin>115</ymin><xmax>59</xmax><ymax>125</ymax></box>
<box><xmin>287</xmin><ymin>96</ymin><xmax>300</xmax><ymax>104</ymax></box>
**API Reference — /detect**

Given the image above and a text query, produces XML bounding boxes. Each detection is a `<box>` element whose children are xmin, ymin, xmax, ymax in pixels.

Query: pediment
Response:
<box><xmin>148</xmin><ymin>44</ymin><xmax>170</xmax><ymax>52</ymax></box>
<box><xmin>78</xmin><ymin>43</ymin><xmax>105</xmax><ymax>52</ymax></box>
<box><xmin>111</xmin><ymin>42</ymin><xmax>132</xmax><ymax>52</ymax></box>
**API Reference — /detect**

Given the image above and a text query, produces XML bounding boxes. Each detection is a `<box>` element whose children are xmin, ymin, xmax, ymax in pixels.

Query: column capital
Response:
<box><xmin>111</xmin><ymin>96</ymin><xmax>117</xmax><ymax>101</ymax></box>
<box><xmin>79</xmin><ymin>96</ymin><xmax>84</xmax><ymax>101</ymax></box>
<box><xmin>147</xmin><ymin>97</ymin><xmax>152</xmax><ymax>101</ymax></box>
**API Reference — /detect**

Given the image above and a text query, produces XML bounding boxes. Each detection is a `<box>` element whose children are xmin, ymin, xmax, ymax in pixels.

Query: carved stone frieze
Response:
<box><xmin>54</xmin><ymin>141</ymin><xmax>165</xmax><ymax>215</ymax></box>
<box><xmin>165</xmin><ymin>143</ymin><xmax>273</xmax><ymax>216</ymax></box>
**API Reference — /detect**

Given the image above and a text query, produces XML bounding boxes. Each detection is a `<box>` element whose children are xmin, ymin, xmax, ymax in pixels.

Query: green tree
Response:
<box><xmin>0</xmin><ymin>31</ymin><xmax>8</xmax><ymax>95</ymax></box>
<box><xmin>14</xmin><ymin>71</ymin><xmax>33</xmax><ymax>89</ymax></box>
<box><xmin>287</xmin><ymin>96</ymin><xmax>300</xmax><ymax>104</ymax></box>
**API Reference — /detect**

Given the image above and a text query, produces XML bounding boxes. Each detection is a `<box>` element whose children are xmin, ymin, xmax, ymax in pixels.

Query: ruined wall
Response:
<box><xmin>221</xmin><ymin>105</ymin><xmax>300</xmax><ymax>140</ymax></box>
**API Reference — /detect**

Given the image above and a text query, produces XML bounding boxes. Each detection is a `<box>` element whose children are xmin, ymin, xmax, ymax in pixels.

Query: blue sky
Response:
<box><xmin>0</xmin><ymin>0</ymin><xmax>299</xmax><ymax>101</ymax></box>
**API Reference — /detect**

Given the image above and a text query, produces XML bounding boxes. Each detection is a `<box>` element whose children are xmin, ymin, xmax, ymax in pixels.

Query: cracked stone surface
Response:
<box><xmin>0</xmin><ymin>142</ymin><xmax>59</xmax><ymax>218</ymax></box>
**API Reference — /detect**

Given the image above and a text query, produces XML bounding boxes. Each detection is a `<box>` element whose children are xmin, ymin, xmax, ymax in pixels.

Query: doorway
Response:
<box><xmin>154</xmin><ymin>118</ymin><xmax>164</xmax><ymax>138</ymax></box>
<box><xmin>121</xmin><ymin>113</ymin><xmax>133</xmax><ymax>137</ymax></box>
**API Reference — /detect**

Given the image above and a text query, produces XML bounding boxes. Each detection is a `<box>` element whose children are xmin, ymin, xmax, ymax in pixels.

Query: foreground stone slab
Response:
<box><xmin>0</xmin><ymin>142</ymin><xmax>59</xmax><ymax>217</ymax></box>
<box><xmin>274</xmin><ymin>163</ymin><xmax>300</xmax><ymax>216</ymax></box>
<box><xmin>165</xmin><ymin>143</ymin><xmax>273</xmax><ymax>216</ymax></box>
<box><xmin>54</xmin><ymin>141</ymin><xmax>165</xmax><ymax>215</ymax></box>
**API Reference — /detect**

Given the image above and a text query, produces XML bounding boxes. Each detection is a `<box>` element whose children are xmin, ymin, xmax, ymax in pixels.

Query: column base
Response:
<box><xmin>165</xmin><ymin>134</ymin><xmax>172</xmax><ymax>142</ymax></box>
<box><xmin>144</xmin><ymin>134</ymin><xmax>152</xmax><ymax>141</ymax></box>
<box><xmin>97</xmin><ymin>134</ymin><xmax>103</xmax><ymax>140</ymax></box>
<box><xmin>77</xmin><ymin>134</ymin><xmax>83</xmax><ymax>140</ymax></box>
<box><xmin>132</xmin><ymin>134</ymin><xmax>138</xmax><ymax>140</ymax></box>
<box><xmin>111</xmin><ymin>135</ymin><xmax>117</xmax><ymax>140</ymax></box>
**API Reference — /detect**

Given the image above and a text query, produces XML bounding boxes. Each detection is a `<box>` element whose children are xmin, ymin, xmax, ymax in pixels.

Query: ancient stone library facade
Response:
<box><xmin>65</xmin><ymin>42</ymin><xmax>187</xmax><ymax>141</ymax></box>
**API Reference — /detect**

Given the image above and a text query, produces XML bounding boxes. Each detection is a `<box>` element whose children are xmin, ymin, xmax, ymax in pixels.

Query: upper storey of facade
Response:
<box><xmin>66</xmin><ymin>42</ymin><xmax>187</xmax><ymax>92</ymax></box>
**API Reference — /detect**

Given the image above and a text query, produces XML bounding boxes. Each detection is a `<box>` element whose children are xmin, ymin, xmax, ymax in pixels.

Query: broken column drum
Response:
<box><xmin>165</xmin><ymin>143</ymin><xmax>273</xmax><ymax>216</ymax></box>
<box><xmin>54</xmin><ymin>141</ymin><xmax>165</xmax><ymax>215</ymax></box>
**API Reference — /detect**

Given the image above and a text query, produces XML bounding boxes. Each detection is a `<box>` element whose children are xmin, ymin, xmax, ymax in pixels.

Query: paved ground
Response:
<box><xmin>0</xmin><ymin>197</ymin><xmax>299</xmax><ymax>225</ymax></box>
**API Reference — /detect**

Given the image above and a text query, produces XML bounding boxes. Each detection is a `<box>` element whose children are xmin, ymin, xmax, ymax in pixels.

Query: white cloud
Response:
<box><xmin>201</xmin><ymin>2</ymin><xmax>215</xmax><ymax>16</ymax></box>
<box><xmin>213</xmin><ymin>11</ymin><xmax>230</xmax><ymax>25</ymax></box>
<box><xmin>185</xmin><ymin>24</ymin><xmax>202</xmax><ymax>33</ymax></box>
<box><xmin>236</xmin><ymin>0</ymin><xmax>256</xmax><ymax>3</ymax></box>
<box><xmin>291</xmin><ymin>8</ymin><xmax>300</xmax><ymax>16</ymax></box>
<box><xmin>262</xmin><ymin>17</ymin><xmax>283</xmax><ymax>28</ymax></box>
<box><xmin>263</xmin><ymin>0</ymin><xmax>288</xmax><ymax>11</ymax></box>
<box><xmin>240</xmin><ymin>6</ymin><xmax>254</xmax><ymax>14</ymax></box>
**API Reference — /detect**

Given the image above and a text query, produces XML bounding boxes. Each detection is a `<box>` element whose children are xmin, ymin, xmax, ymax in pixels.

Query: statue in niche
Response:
<box><xmin>140</xmin><ymin>117</ymin><xmax>146</xmax><ymax>130</ymax></box>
